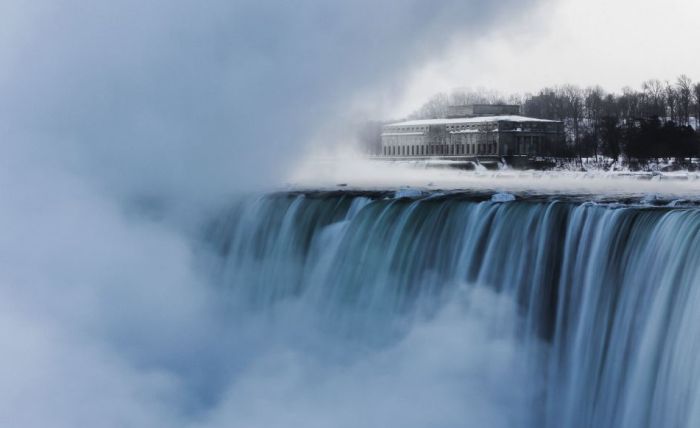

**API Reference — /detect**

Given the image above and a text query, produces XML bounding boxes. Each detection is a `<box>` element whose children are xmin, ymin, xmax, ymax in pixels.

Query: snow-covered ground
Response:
<box><xmin>288</xmin><ymin>157</ymin><xmax>700</xmax><ymax>203</ymax></box>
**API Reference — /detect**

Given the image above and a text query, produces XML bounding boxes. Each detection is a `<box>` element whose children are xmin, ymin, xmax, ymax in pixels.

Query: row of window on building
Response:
<box><xmin>446</xmin><ymin>124</ymin><xmax>485</xmax><ymax>131</ymax></box>
<box><xmin>383</xmin><ymin>143</ymin><xmax>498</xmax><ymax>157</ymax></box>
<box><xmin>391</xmin><ymin>126</ymin><xmax>428</xmax><ymax>132</ymax></box>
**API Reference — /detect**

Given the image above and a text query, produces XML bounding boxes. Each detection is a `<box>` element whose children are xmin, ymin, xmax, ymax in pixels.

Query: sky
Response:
<box><xmin>391</xmin><ymin>0</ymin><xmax>700</xmax><ymax>117</ymax></box>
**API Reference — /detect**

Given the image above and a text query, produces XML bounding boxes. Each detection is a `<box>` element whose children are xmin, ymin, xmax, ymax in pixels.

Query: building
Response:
<box><xmin>381</xmin><ymin>105</ymin><xmax>564</xmax><ymax>159</ymax></box>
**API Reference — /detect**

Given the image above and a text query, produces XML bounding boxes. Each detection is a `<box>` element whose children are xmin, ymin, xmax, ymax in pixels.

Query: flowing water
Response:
<box><xmin>205</xmin><ymin>191</ymin><xmax>700</xmax><ymax>427</ymax></box>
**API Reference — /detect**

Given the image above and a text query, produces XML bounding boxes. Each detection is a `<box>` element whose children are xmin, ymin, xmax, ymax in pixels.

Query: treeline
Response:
<box><xmin>411</xmin><ymin>75</ymin><xmax>700</xmax><ymax>163</ymax></box>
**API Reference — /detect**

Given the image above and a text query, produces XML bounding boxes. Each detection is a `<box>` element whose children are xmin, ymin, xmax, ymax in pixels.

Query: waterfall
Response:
<box><xmin>206</xmin><ymin>191</ymin><xmax>700</xmax><ymax>428</ymax></box>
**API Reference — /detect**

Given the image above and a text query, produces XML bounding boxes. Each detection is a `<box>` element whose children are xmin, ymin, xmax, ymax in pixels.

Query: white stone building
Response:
<box><xmin>381</xmin><ymin>105</ymin><xmax>564</xmax><ymax>158</ymax></box>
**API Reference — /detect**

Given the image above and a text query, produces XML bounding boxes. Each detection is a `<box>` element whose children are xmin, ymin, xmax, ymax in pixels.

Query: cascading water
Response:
<box><xmin>205</xmin><ymin>191</ymin><xmax>700</xmax><ymax>428</ymax></box>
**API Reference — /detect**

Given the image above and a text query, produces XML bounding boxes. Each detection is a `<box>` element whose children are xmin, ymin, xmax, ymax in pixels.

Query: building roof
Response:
<box><xmin>380</xmin><ymin>132</ymin><xmax>425</xmax><ymax>136</ymax></box>
<box><xmin>385</xmin><ymin>115</ymin><xmax>561</xmax><ymax>127</ymax></box>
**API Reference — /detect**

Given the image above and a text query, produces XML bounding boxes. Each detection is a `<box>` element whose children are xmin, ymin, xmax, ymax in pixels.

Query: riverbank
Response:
<box><xmin>288</xmin><ymin>157</ymin><xmax>700</xmax><ymax>201</ymax></box>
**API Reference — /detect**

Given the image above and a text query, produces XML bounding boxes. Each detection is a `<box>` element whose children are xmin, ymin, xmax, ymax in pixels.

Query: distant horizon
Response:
<box><xmin>388</xmin><ymin>74</ymin><xmax>700</xmax><ymax>121</ymax></box>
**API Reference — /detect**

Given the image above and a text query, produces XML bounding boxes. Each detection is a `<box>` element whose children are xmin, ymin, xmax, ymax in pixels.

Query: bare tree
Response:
<box><xmin>665</xmin><ymin>81</ymin><xmax>678</xmax><ymax>123</ymax></box>
<box><xmin>411</xmin><ymin>92</ymin><xmax>449</xmax><ymax>119</ymax></box>
<box><xmin>642</xmin><ymin>79</ymin><xmax>666</xmax><ymax>117</ymax></box>
<box><xmin>677</xmin><ymin>75</ymin><xmax>693</xmax><ymax>126</ymax></box>
<box><xmin>619</xmin><ymin>86</ymin><xmax>642</xmax><ymax>119</ymax></box>
<box><xmin>523</xmin><ymin>87</ymin><xmax>567</xmax><ymax>121</ymax></box>
<box><xmin>694</xmin><ymin>83</ymin><xmax>700</xmax><ymax>130</ymax></box>
<box><xmin>506</xmin><ymin>93</ymin><xmax>525</xmax><ymax>107</ymax></box>
<box><xmin>584</xmin><ymin>86</ymin><xmax>605</xmax><ymax>157</ymax></box>
<box><xmin>560</xmin><ymin>85</ymin><xmax>584</xmax><ymax>160</ymax></box>
<box><xmin>448</xmin><ymin>87</ymin><xmax>504</xmax><ymax>106</ymax></box>
<box><xmin>601</xmin><ymin>93</ymin><xmax>618</xmax><ymax>117</ymax></box>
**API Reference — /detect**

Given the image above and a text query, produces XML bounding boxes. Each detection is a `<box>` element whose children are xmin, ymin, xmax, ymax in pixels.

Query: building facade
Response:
<box><xmin>381</xmin><ymin>105</ymin><xmax>564</xmax><ymax>159</ymax></box>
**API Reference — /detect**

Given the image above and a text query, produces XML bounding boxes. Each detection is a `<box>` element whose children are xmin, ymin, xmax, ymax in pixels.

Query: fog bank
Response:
<box><xmin>0</xmin><ymin>1</ymin><xmax>542</xmax><ymax>427</ymax></box>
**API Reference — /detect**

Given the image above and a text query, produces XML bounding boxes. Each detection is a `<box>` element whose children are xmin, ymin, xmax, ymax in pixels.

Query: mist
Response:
<box><xmin>1</xmin><ymin>0</ymin><xmax>535</xmax><ymax>204</ymax></box>
<box><xmin>0</xmin><ymin>1</ymin><xmax>543</xmax><ymax>427</ymax></box>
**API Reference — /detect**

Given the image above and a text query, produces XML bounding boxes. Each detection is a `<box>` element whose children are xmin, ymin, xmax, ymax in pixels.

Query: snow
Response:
<box><xmin>386</xmin><ymin>115</ymin><xmax>560</xmax><ymax>127</ymax></box>
<box><xmin>450</xmin><ymin>129</ymin><xmax>481</xmax><ymax>134</ymax></box>
<box><xmin>289</xmin><ymin>156</ymin><xmax>700</xmax><ymax>203</ymax></box>
<box><xmin>381</xmin><ymin>132</ymin><xmax>425</xmax><ymax>136</ymax></box>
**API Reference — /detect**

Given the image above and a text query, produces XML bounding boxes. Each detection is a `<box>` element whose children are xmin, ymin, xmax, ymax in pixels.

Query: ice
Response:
<box><xmin>395</xmin><ymin>188</ymin><xmax>423</xmax><ymax>199</ymax></box>
<box><xmin>491</xmin><ymin>192</ymin><xmax>516</xmax><ymax>202</ymax></box>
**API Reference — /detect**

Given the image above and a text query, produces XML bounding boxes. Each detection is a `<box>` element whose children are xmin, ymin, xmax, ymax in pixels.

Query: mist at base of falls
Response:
<box><xmin>201</xmin><ymin>192</ymin><xmax>700</xmax><ymax>428</ymax></box>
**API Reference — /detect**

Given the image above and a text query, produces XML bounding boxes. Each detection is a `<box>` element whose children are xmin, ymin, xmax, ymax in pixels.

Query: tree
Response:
<box><xmin>665</xmin><ymin>81</ymin><xmax>678</xmax><ymax>123</ymax></box>
<box><xmin>412</xmin><ymin>92</ymin><xmax>449</xmax><ymax>119</ymax></box>
<box><xmin>693</xmin><ymin>83</ymin><xmax>700</xmax><ymax>130</ymax></box>
<box><xmin>677</xmin><ymin>75</ymin><xmax>693</xmax><ymax>126</ymax></box>
<box><xmin>584</xmin><ymin>86</ymin><xmax>605</xmax><ymax>157</ymax></box>
<box><xmin>448</xmin><ymin>87</ymin><xmax>504</xmax><ymax>106</ymax></box>
<box><xmin>625</xmin><ymin>118</ymin><xmax>663</xmax><ymax>160</ymax></box>
<box><xmin>641</xmin><ymin>79</ymin><xmax>666</xmax><ymax>118</ymax></box>
<box><xmin>561</xmin><ymin>85</ymin><xmax>584</xmax><ymax>159</ymax></box>
<box><xmin>618</xmin><ymin>86</ymin><xmax>642</xmax><ymax>119</ymax></box>
<box><xmin>600</xmin><ymin>116</ymin><xmax>621</xmax><ymax>162</ymax></box>
<box><xmin>523</xmin><ymin>88</ymin><xmax>566</xmax><ymax>121</ymax></box>
<box><xmin>601</xmin><ymin>94</ymin><xmax>618</xmax><ymax>117</ymax></box>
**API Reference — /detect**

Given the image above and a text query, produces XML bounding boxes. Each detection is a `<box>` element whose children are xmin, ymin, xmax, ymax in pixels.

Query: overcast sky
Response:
<box><xmin>390</xmin><ymin>0</ymin><xmax>700</xmax><ymax>117</ymax></box>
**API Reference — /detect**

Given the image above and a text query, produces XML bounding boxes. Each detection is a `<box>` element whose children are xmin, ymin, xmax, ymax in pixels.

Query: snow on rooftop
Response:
<box><xmin>381</xmin><ymin>132</ymin><xmax>425</xmax><ymax>136</ymax></box>
<box><xmin>386</xmin><ymin>115</ymin><xmax>560</xmax><ymax>127</ymax></box>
